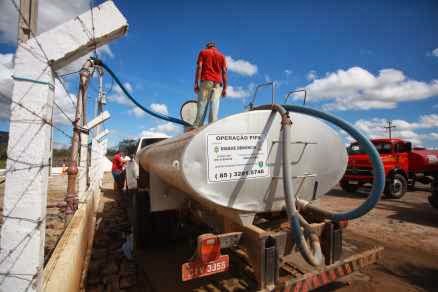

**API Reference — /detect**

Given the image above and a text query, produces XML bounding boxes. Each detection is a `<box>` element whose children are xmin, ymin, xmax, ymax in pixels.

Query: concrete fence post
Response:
<box><xmin>0</xmin><ymin>43</ymin><xmax>54</xmax><ymax>291</ymax></box>
<box><xmin>0</xmin><ymin>2</ymin><xmax>127</xmax><ymax>291</ymax></box>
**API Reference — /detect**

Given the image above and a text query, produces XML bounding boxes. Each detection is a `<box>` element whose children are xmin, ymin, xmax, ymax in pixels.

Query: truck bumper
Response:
<box><xmin>279</xmin><ymin>246</ymin><xmax>383</xmax><ymax>291</ymax></box>
<box><xmin>341</xmin><ymin>175</ymin><xmax>373</xmax><ymax>184</ymax></box>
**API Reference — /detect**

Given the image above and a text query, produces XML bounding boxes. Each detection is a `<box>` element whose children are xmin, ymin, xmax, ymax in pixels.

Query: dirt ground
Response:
<box><xmin>113</xmin><ymin>178</ymin><xmax>438</xmax><ymax>292</ymax></box>
<box><xmin>2</xmin><ymin>173</ymin><xmax>438</xmax><ymax>291</ymax></box>
<box><xmin>317</xmin><ymin>185</ymin><xmax>438</xmax><ymax>292</ymax></box>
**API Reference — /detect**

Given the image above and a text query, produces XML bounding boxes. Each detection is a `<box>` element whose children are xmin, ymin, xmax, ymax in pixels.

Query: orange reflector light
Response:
<box><xmin>198</xmin><ymin>234</ymin><xmax>221</xmax><ymax>263</ymax></box>
<box><xmin>182</xmin><ymin>233</ymin><xmax>229</xmax><ymax>281</ymax></box>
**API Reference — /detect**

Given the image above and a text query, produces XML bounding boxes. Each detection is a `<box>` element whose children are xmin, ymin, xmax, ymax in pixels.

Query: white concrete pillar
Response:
<box><xmin>0</xmin><ymin>42</ymin><xmax>54</xmax><ymax>291</ymax></box>
<box><xmin>0</xmin><ymin>2</ymin><xmax>127</xmax><ymax>291</ymax></box>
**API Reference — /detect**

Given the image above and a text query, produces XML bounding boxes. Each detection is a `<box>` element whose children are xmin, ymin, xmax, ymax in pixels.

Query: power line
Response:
<box><xmin>53</xmin><ymin>100</ymin><xmax>74</xmax><ymax>123</ymax></box>
<box><xmin>53</xmin><ymin>72</ymin><xmax>77</xmax><ymax>108</ymax></box>
<box><xmin>384</xmin><ymin>120</ymin><xmax>396</xmax><ymax>139</ymax></box>
<box><xmin>0</xmin><ymin>94</ymin><xmax>73</xmax><ymax>141</ymax></box>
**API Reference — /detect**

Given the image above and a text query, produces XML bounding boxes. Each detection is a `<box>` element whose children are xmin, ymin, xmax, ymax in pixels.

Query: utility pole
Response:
<box><xmin>65</xmin><ymin>59</ymin><xmax>94</xmax><ymax>224</ymax></box>
<box><xmin>18</xmin><ymin>0</ymin><xmax>38</xmax><ymax>42</ymax></box>
<box><xmin>384</xmin><ymin>120</ymin><xmax>396</xmax><ymax>139</ymax></box>
<box><xmin>95</xmin><ymin>66</ymin><xmax>106</xmax><ymax>136</ymax></box>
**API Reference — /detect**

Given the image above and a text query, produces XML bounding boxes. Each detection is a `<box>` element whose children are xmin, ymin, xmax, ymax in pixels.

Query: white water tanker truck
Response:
<box><xmin>129</xmin><ymin>85</ymin><xmax>385</xmax><ymax>291</ymax></box>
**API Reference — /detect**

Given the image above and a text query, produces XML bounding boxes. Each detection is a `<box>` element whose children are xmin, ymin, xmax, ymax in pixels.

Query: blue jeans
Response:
<box><xmin>193</xmin><ymin>80</ymin><xmax>223</xmax><ymax>127</ymax></box>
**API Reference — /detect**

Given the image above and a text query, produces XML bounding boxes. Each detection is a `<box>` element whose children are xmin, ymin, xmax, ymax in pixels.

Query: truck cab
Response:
<box><xmin>341</xmin><ymin>138</ymin><xmax>412</xmax><ymax>198</ymax></box>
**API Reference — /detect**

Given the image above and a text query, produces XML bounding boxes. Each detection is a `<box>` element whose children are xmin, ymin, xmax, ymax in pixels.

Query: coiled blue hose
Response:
<box><xmin>283</xmin><ymin>104</ymin><xmax>385</xmax><ymax>221</ymax></box>
<box><xmin>94</xmin><ymin>58</ymin><xmax>191</xmax><ymax>127</ymax></box>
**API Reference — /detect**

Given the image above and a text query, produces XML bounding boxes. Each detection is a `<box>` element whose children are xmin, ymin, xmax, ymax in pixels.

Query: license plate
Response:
<box><xmin>349</xmin><ymin>181</ymin><xmax>359</xmax><ymax>185</ymax></box>
<box><xmin>181</xmin><ymin>255</ymin><xmax>229</xmax><ymax>281</ymax></box>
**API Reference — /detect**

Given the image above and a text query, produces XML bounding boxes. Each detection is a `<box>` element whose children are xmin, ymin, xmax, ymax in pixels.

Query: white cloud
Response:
<box><xmin>300</xmin><ymin>67</ymin><xmax>438</xmax><ymax>110</ymax></box>
<box><xmin>109</xmin><ymin>82</ymin><xmax>154</xmax><ymax>119</ymax></box>
<box><xmin>52</xmin><ymin>78</ymin><xmax>76</xmax><ymax>124</ymax></box>
<box><xmin>0</xmin><ymin>53</ymin><xmax>14</xmax><ymax>121</ymax></box>
<box><xmin>0</xmin><ymin>52</ymin><xmax>77</xmax><ymax>125</ymax></box>
<box><xmin>353</xmin><ymin>115</ymin><xmax>438</xmax><ymax>146</ymax></box>
<box><xmin>139</xmin><ymin>122</ymin><xmax>181</xmax><ymax>139</ymax></box>
<box><xmin>156</xmin><ymin>122</ymin><xmax>178</xmax><ymax>133</ymax></box>
<box><xmin>0</xmin><ymin>1</ymin><xmax>114</xmax><ymax>77</ymax></box>
<box><xmin>97</xmin><ymin>45</ymin><xmax>114</xmax><ymax>59</ymax></box>
<box><xmin>129</xmin><ymin>107</ymin><xmax>145</xmax><ymax>118</ymax></box>
<box><xmin>138</xmin><ymin>130</ymin><xmax>170</xmax><ymax>139</ymax></box>
<box><xmin>426</xmin><ymin>133</ymin><xmax>438</xmax><ymax>140</ymax></box>
<box><xmin>226</xmin><ymin>85</ymin><xmax>251</xmax><ymax>99</ymax></box>
<box><xmin>225</xmin><ymin>56</ymin><xmax>257</xmax><ymax>76</ymax></box>
<box><xmin>306</xmin><ymin>70</ymin><xmax>317</xmax><ymax>81</ymax></box>
<box><xmin>431</xmin><ymin>48</ymin><xmax>438</xmax><ymax>57</ymax></box>
<box><xmin>130</xmin><ymin>102</ymin><xmax>170</xmax><ymax>119</ymax></box>
<box><xmin>150</xmin><ymin>103</ymin><xmax>168</xmax><ymax>115</ymax></box>
<box><xmin>284</xmin><ymin>69</ymin><xmax>292</xmax><ymax>77</ymax></box>
<box><xmin>1</xmin><ymin>0</ymin><xmax>90</xmax><ymax>44</ymax></box>
<box><xmin>108</xmin><ymin>82</ymin><xmax>134</xmax><ymax>106</ymax></box>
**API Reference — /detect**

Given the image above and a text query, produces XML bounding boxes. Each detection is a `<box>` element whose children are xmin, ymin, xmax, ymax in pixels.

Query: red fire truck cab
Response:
<box><xmin>341</xmin><ymin>138</ymin><xmax>438</xmax><ymax>202</ymax></box>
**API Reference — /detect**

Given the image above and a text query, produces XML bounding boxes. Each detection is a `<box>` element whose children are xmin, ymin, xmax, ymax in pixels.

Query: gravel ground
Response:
<box><xmin>317</xmin><ymin>185</ymin><xmax>438</xmax><ymax>292</ymax></box>
<box><xmin>3</xmin><ymin>174</ymin><xmax>437</xmax><ymax>291</ymax></box>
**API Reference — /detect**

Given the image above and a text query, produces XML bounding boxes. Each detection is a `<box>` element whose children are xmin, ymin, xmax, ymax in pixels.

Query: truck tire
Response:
<box><xmin>384</xmin><ymin>174</ymin><xmax>407</xmax><ymax>199</ymax></box>
<box><xmin>340</xmin><ymin>181</ymin><xmax>360</xmax><ymax>193</ymax></box>
<box><xmin>429</xmin><ymin>179</ymin><xmax>438</xmax><ymax>209</ymax></box>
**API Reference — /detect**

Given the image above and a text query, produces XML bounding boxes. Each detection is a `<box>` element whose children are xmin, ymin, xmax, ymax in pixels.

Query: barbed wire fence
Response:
<box><xmin>0</xmin><ymin>1</ymin><xmax>115</xmax><ymax>289</ymax></box>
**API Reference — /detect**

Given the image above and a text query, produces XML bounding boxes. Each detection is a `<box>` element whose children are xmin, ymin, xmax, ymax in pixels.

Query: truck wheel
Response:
<box><xmin>384</xmin><ymin>174</ymin><xmax>407</xmax><ymax>199</ymax></box>
<box><xmin>429</xmin><ymin>179</ymin><xmax>438</xmax><ymax>208</ymax></box>
<box><xmin>340</xmin><ymin>181</ymin><xmax>360</xmax><ymax>193</ymax></box>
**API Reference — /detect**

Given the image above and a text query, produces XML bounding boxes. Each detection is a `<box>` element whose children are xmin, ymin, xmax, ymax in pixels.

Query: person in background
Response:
<box><xmin>111</xmin><ymin>149</ymin><xmax>126</xmax><ymax>192</ymax></box>
<box><xmin>193</xmin><ymin>41</ymin><xmax>227</xmax><ymax>127</ymax></box>
<box><xmin>124</xmin><ymin>153</ymin><xmax>138</xmax><ymax>210</ymax></box>
<box><xmin>125</xmin><ymin>154</ymin><xmax>138</xmax><ymax>194</ymax></box>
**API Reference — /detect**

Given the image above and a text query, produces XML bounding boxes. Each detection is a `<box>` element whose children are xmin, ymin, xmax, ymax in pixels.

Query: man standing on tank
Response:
<box><xmin>193</xmin><ymin>42</ymin><xmax>227</xmax><ymax>127</ymax></box>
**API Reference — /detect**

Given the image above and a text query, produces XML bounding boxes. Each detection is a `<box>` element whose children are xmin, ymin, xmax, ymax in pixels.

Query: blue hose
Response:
<box><xmin>94</xmin><ymin>58</ymin><xmax>191</xmax><ymax>127</ymax></box>
<box><xmin>283</xmin><ymin>104</ymin><xmax>385</xmax><ymax>221</ymax></box>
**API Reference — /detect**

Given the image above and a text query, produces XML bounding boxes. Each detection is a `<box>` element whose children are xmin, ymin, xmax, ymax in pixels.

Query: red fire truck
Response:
<box><xmin>341</xmin><ymin>138</ymin><xmax>438</xmax><ymax>204</ymax></box>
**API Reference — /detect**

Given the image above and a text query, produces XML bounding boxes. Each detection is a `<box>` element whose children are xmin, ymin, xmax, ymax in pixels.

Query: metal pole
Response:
<box><xmin>96</xmin><ymin>66</ymin><xmax>105</xmax><ymax>136</ymax></box>
<box><xmin>384</xmin><ymin>120</ymin><xmax>396</xmax><ymax>140</ymax></box>
<box><xmin>65</xmin><ymin>59</ymin><xmax>93</xmax><ymax>224</ymax></box>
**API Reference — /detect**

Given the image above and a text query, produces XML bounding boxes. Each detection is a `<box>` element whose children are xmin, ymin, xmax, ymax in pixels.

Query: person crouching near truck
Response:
<box><xmin>193</xmin><ymin>41</ymin><xmax>228</xmax><ymax>127</ymax></box>
<box><xmin>111</xmin><ymin>149</ymin><xmax>126</xmax><ymax>193</ymax></box>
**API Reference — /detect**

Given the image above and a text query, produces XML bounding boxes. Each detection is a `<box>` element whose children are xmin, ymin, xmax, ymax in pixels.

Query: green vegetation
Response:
<box><xmin>0</xmin><ymin>143</ymin><xmax>6</xmax><ymax>169</ymax></box>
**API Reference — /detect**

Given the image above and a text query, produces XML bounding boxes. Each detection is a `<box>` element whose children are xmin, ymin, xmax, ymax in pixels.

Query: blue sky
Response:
<box><xmin>0</xmin><ymin>0</ymin><xmax>437</xmax><ymax>148</ymax></box>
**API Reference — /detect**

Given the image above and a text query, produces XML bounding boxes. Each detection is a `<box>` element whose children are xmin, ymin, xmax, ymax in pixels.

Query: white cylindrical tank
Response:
<box><xmin>137</xmin><ymin>110</ymin><xmax>347</xmax><ymax>212</ymax></box>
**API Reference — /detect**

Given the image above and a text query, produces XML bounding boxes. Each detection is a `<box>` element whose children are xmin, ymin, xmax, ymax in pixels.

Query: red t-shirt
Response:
<box><xmin>197</xmin><ymin>47</ymin><xmax>226</xmax><ymax>83</ymax></box>
<box><xmin>112</xmin><ymin>153</ymin><xmax>123</xmax><ymax>172</ymax></box>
